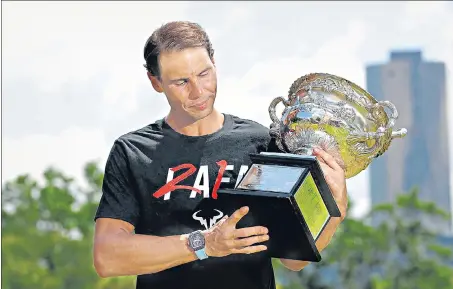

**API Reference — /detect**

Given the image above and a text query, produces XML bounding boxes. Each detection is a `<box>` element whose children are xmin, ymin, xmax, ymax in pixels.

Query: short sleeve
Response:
<box><xmin>94</xmin><ymin>140</ymin><xmax>140</xmax><ymax>227</ymax></box>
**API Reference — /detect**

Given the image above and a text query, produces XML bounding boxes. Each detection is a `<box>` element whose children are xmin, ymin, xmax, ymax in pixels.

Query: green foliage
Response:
<box><xmin>1</xmin><ymin>164</ymin><xmax>135</xmax><ymax>289</ymax></box>
<box><xmin>2</xmin><ymin>164</ymin><xmax>452</xmax><ymax>289</ymax></box>
<box><xmin>275</xmin><ymin>188</ymin><xmax>453</xmax><ymax>289</ymax></box>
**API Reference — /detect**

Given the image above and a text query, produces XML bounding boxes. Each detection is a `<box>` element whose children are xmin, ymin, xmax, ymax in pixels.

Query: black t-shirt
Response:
<box><xmin>95</xmin><ymin>114</ymin><xmax>278</xmax><ymax>289</ymax></box>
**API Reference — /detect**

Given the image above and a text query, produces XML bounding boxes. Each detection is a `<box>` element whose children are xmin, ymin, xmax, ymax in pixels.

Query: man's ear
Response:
<box><xmin>148</xmin><ymin>72</ymin><xmax>164</xmax><ymax>93</ymax></box>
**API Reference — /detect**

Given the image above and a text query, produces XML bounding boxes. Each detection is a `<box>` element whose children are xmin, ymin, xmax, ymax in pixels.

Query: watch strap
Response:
<box><xmin>187</xmin><ymin>231</ymin><xmax>209</xmax><ymax>260</ymax></box>
<box><xmin>194</xmin><ymin>248</ymin><xmax>208</xmax><ymax>260</ymax></box>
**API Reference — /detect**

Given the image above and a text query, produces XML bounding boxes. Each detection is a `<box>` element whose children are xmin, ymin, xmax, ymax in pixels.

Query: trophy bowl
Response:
<box><xmin>269</xmin><ymin>72</ymin><xmax>407</xmax><ymax>179</ymax></box>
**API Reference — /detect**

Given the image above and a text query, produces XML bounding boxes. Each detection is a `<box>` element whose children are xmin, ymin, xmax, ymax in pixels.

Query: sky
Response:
<box><xmin>2</xmin><ymin>1</ymin><xmax>453</xmax><ymax>218</ymax></box>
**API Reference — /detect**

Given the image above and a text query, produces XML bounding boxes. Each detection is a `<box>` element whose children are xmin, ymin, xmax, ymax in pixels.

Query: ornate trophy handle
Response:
<box><xmin>377</xmin><ymin>101</ymin><xmax>408</xmax><ymax>139</ymax></box>
<box><xmin>268</xmin><ymin>96</ymin><xmax>290</xmax><ymax>124</ymax></box>
<box><xmin>268</xmin><ymin>96</ymin><xmax>291</xmax><ymax>152</ymax></box>
<box><xmin>347</xmin><ymin>100</ymin><xmax>407</xmax><ymax>158</ymax></box>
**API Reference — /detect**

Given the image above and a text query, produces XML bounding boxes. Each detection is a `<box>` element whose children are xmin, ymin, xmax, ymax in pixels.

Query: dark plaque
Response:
<box><xmin>198</xmin><ymin>152</ymin><xmax>341</xmax><ymax>262</ymax></box>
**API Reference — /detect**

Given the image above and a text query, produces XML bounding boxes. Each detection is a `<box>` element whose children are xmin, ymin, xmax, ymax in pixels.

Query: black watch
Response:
<box><xmin>188</xmin><ymin>230</ymin><xmax>208</xmax><ymax>260</ymax></box>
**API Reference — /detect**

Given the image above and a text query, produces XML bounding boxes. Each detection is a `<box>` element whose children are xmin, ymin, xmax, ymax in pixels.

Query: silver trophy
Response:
<box><xmin>268</xmin><ymin>72</ymin><xmax>407</xmax><ymax>178</ymax></box>
<box><xmin>211</xmin><ymin>73</ymin><xmax>407</xmax><ymax>261</ymax></box>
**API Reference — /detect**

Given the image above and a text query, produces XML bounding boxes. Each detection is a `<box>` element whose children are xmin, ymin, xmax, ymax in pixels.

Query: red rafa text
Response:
<box><xmin>153</xmin><ymin>160</ymin><xmax>228</xmax><ymax>199</ymax></box>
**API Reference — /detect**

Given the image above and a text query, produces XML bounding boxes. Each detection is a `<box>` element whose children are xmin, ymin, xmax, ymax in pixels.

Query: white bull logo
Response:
<box><xmin>192</xmin><ymin>209</ymin><xmax>224</xmax><ymax>230</ymax></box>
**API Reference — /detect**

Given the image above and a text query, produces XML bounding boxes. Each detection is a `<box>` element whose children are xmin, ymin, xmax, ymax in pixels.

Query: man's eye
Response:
<box><xmin>175</xmin><ymin>80</ymin><xmax>187</xmax><ymax>86</ymax></box>
<box><xmin>199</xmin><ymin>70</ymin><xmax>209</xmax><ymax>77</ymax></box>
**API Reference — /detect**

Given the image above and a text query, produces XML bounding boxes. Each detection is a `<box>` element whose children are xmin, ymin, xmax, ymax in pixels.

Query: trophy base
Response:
<box><xmin>197</xmin><ymin>152</ymin><xmax>341</xmax><ymax>262</ymax></box>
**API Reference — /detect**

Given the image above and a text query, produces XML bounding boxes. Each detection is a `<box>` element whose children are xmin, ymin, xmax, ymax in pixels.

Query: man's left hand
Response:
<box><xmin>279</xmin><ymin>147</ymin><xmax>348</xmax><ymax>271</ymax></box>
<box><xmin>313</xmin><ymin>147</ymin><xmax>348</xmax><ymax>220</ymax></box>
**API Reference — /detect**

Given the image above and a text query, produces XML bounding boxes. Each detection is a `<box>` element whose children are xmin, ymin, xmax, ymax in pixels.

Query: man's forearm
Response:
<box><xmin>314</xmin><ymin>216</ymin><xmax>342</xmax><ymax>251</ymax></box>
<box><xmin>280</xmin><ymin>217</ymin><xmax>342</xmax><ymax>271</ymax></box>
<box><xmin>94</xmin><ymin>232</ymin><xmax>196</xmax><ymax>277</ymax></box>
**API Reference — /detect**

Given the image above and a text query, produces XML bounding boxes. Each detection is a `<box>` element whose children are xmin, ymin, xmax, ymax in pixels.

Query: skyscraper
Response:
<box><xmin>366</xmin><ymin>50</ymin><xmax>451</xmax><ymax>235</ymax></box>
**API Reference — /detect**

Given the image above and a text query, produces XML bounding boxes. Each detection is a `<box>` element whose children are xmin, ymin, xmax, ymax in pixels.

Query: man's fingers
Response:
<box><xmin>313</xmin><ymin>147</ymin><xmax>341</xmax><ymax>171</ymax></box>
<box><xmin>234</xmin><ymin>234</ymin><xmax>269</xmax><ymax>248</ymax></box>
<box><xmin>319</xmin><ymin>162</ymin><xmax>344</xmax><ymax>198</ymax></box>
<box><xmin>218</xmin><ymin>207</ymin><xmax>270</xmax><ymax>256</ymax></box>
<box><xmin>231</xmin><ymin>245</ymin><xmax>268</xmax><ymax>255</ymax></box>
<box><xmin>215</xmin><ymin>215</ymin><xmax>229</xmax><ymax>227</ymax></box>
<box><xmin>229</xmin><ymin>226</ymin><xmax>268</xmax><ymax>239</ymax></box>
<box><xmin>319</xmin><ymin>161</ymin><xmax>333</xmax><ymax>172</ymax></box>
<box><xmin>319</xmin><ymin>162</ymin><xmax>335</xmax><ymax>183</ymax></box>
<box><xmin>226</xmin><ymin>206</ymin><xmax>249</xmax><ymax>226</ymax></box>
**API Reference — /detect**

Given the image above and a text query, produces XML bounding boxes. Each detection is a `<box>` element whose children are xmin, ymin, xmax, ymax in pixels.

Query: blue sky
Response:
<box><xmin>3</xmin><ymin>1</ymin><xmax>453</xmax><ymax>218</ymax></box>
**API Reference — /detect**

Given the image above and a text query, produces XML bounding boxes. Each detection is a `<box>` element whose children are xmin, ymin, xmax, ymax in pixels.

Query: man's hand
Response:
<box><xmin>203</xmin><ymin>206</ymin><xmax>269</xmax><ymax>257</ymax></box>
<box><xmin>280</xmin><ymin>147</ymin><xmax>348</xmax><ymax>271</ymax></box>
<box><xmin>313</xmin><ymin>147</ymin><xmax>348</xmax><ymax>220</ymax></box>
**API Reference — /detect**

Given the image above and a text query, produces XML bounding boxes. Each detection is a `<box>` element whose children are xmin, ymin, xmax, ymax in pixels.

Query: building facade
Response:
<box><xmin>366</xmin><ymin>50</ymin><xmax>452</xmax><ymax>235</ymax></box>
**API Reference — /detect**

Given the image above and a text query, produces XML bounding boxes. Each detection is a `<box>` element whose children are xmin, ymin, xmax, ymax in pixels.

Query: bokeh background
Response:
<box><xmin>2</xmin><ymin>1</ymin><xmax>453</xmax><ymax>288</ymax></box>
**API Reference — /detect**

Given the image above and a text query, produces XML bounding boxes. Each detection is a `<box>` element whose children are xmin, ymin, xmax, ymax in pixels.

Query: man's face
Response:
<box><xmin>150</xmin><ymin>47</ymin><xmax>217</xmax><ymax>121</ymax></box>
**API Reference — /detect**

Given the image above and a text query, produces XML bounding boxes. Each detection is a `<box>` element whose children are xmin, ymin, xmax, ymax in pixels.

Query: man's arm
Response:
<box><xmin>93</xmin><ymin>206</ymin><xmax>269</xmax><ymax>278</ymax></box>
<box><xmin>93</xmin><ymin>218</ymin><xmax>198</xmax><ymax>277</ymax></box>
<box><xmin>93</xmin><ymin>141</ymin><xmax>200</xmax><ymax>277</ymax></box>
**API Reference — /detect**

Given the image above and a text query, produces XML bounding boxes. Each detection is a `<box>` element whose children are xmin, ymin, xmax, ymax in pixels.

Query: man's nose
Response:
<box><xmin>189</xmin><ymin>79</ymin><xmax>204</xmax><ymax>99</ymax></box>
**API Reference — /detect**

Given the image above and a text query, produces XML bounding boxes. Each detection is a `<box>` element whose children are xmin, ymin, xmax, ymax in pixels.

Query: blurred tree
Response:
<box><xmin>367</xmin><ymin>188</ymin><xmax>453</xmax><ymax>289</ymax></box>
<box><xmin>1</xmin><ymin>162</ymin><xmax>135</xmax><ymax>289</ymax></box>
<box><xmin>273</xmin><ymin>188</ymin><xmax>453</xmax><ymax>289</ymax></box>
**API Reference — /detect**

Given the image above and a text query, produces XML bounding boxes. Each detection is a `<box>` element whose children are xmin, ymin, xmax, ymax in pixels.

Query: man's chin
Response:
<box><xmin>187</xmin><ymin>99</ymin><xmax>215</xmax><ymax>119</ymax></box>
<box><xmin>190</xmin><ymin>106</ymin><xmax>214</xmax><ymax>121</ymax></box>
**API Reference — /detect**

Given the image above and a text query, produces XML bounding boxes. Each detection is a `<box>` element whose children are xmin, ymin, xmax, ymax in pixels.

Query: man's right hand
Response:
<box><xmin>203</xmin><ymin>206</ymin><xmax>269</xmax><ymax>257</ymax></box>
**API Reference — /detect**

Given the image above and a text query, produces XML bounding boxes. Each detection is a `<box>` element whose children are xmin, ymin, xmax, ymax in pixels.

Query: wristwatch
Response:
<box><xmin>187</xmin><ymin>230</ymin><xmax>209</xmax><ymax>260</ymax></box>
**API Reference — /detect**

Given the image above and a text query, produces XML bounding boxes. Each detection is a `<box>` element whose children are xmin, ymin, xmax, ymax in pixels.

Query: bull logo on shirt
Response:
<box><xmin>192</xmin><ymin>209</ymin><xmax>224</xmax><ymax>230</ymax></box>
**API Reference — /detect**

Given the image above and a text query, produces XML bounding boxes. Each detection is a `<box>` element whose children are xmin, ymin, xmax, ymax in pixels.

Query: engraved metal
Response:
<box><xmin>269</xmin><ymin>73</ymin><xmax>407</xmax><ymax>179</ymax></box>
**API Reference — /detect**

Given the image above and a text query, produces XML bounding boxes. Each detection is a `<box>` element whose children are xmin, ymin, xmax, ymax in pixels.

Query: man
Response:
<box><xmin>93</xmin><ymin>21</ymin><xmax>348</xmax><ymax>289</ymax></box>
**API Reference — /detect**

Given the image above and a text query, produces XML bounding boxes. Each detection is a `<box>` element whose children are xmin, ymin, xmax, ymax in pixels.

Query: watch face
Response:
<box><xmin>189</xmin><ymin>231</ymin><xmax>205</xmax><ymax>251</ymax></box>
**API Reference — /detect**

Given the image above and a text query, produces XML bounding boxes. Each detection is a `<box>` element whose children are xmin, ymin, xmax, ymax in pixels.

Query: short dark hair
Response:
<box><xmin>143</xmin><ymin>21</ymin><xmax>215</xmax><ymax>78</ymax></box>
